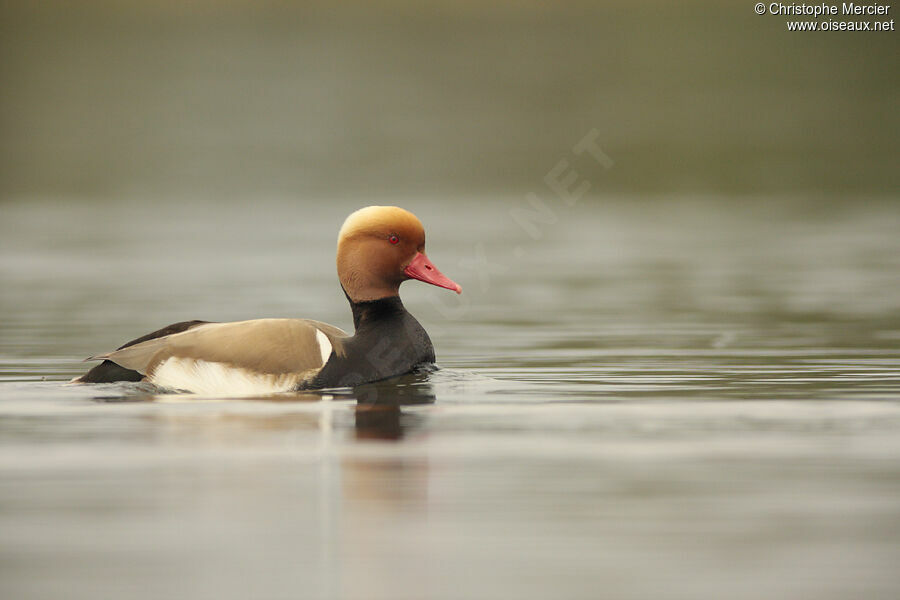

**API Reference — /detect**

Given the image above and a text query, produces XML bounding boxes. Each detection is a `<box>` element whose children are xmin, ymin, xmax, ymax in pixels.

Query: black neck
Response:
<box><xmin>307</xmin><ymin>290</ymin><xmax>433</xmax><ymax>389</ymax></box>
<box><xmin>347</xmin><ymin>295</ymin><xmax>407</xmax><ymax>331</ymax></box>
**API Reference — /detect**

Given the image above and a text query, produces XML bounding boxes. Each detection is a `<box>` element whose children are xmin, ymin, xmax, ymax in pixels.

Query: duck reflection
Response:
<box><xmin>348</xmin><ymin>372</ymin><xmax>436</xmax><ymax>440</ymax></box>
<box><xmin>87</xmin><ymin>370</ymin><xmax>436</xmax><ymax>443</ymax></box>
<box><xmin>85</xmin><ymin>373</ymin><xmax>436</xmax><ymax>594</ymax></box>
<box><xmin>339</xmin><ymin>375</ymin><xmax>435</xmax><ymax>595</ymax></box>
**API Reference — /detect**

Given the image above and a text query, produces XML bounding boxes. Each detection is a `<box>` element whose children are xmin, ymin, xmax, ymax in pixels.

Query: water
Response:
<box><xmin>1</xmin><ymin>196</ymin><xmax>899</xmax><ymax>599</ymax></box>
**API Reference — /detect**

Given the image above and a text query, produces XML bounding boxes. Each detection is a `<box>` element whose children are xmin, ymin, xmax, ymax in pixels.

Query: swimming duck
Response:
<box><xmin>73</xmin><ymin>206</ymin><xmax>461</xmax><ymax>394</ymax></box>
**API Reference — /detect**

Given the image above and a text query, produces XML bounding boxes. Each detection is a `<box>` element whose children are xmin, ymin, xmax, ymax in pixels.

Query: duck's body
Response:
<box><xmin>72</xmin><ymin>206</ymin><xmax>460</xmax><ymax>395</ymax></box>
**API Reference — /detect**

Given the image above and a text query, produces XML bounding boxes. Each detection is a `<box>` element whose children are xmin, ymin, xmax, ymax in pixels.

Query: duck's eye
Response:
<box><xmin>388</xmin><ymin>235</ymin><xmax>400</xmax><ymax>245</ymax></box>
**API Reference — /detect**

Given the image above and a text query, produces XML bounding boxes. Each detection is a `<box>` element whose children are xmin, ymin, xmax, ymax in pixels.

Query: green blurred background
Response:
<box><xmin>0</xmin><ymin>0</ymin><xmax>897</xmax><ymax>200</ymax></box>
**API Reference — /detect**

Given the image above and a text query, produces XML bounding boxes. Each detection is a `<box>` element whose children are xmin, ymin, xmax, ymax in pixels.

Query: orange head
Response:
<box><xmin>336</xmin><ymin>206</ymin><xmax>462</xmax><ymax>302</ymax></box>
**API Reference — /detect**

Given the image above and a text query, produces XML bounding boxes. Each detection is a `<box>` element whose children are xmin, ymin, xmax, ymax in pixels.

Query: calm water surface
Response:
<box><xmin>1</xmin><ymin>196</ymin><xmax>899</xmax><ymax>599</ymax></box>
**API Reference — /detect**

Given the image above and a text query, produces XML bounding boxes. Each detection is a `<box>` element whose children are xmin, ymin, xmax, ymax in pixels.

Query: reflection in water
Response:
<box><xmin>79</xmin><ymin>375</ymin><xmax>437</xmax><ymax>599</ymax></box>
<box><xmin>340</xmin><ymin>377</ymin><xmax>435</xmax><ymax>597</ymax></box>
<box><xmin>350</xmin><ymin>373</ymin><xmax>436</xmax><ymax>441</ymax></box>
<box><xmin>354</xmin><ymin>403</ymin><xmax>404</xmax><ymax>440</ymax></box>
<box><xmin>85</xmin><ymin>374</ymin><xmax>437</xmax><ymax>446</ymax></box>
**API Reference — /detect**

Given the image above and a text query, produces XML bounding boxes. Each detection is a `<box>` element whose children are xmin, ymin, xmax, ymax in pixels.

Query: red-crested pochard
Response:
<box><xmin>73</xmin><ymin>206</ymin><xmax>461</xmax><ymax>394</ymax></box>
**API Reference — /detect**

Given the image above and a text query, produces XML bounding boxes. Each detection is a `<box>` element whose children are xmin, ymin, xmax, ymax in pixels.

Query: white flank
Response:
<box><xmin>315</xmin><ymin>328</ymin><xmax>333</xmax><ymax>365</ymax></box>
<box><xmin>151</xmin><ymin>357</ymin><xmax>300</xmax><ymax>396</ymax></box>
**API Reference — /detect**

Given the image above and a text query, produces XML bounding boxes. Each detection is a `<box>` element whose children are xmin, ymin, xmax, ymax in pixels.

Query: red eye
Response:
<box><xmin>388</xmin><ymin>235</ymin><xmax>400</xmax><ymax>245</ymax></box>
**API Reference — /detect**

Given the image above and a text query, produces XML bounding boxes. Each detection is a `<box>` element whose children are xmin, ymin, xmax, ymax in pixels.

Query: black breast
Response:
<box><xmin>307</xmin><ymin>296</ymin><xmax>435</xmax><ymax>389</ymax></box>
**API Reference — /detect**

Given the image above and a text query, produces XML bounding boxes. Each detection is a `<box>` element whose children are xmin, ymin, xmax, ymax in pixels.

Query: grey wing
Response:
<box><xmin>91</xmin><ymin>319</ymin><xmax>348</xmax><ymax>377</ymax></box>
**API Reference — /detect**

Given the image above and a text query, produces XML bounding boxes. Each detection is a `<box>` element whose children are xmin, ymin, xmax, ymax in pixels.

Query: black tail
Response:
<box><xmin>74</xmin><ymin>360</ymin><xmax>144</xmax><ymax>383</ymax></box>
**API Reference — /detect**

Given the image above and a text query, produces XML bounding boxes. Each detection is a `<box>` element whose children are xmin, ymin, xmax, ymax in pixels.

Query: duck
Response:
<box><xmin>72</xmin><ymin>206</ymin><xmax>461</xmax><ymax>395</ymax></box>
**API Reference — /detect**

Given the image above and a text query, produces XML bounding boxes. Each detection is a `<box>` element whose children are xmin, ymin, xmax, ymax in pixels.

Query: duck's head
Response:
<box><xmin>337</xmin><ymin>206</ymin><xmax>462</xmax><ymax>302</ymax></box>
